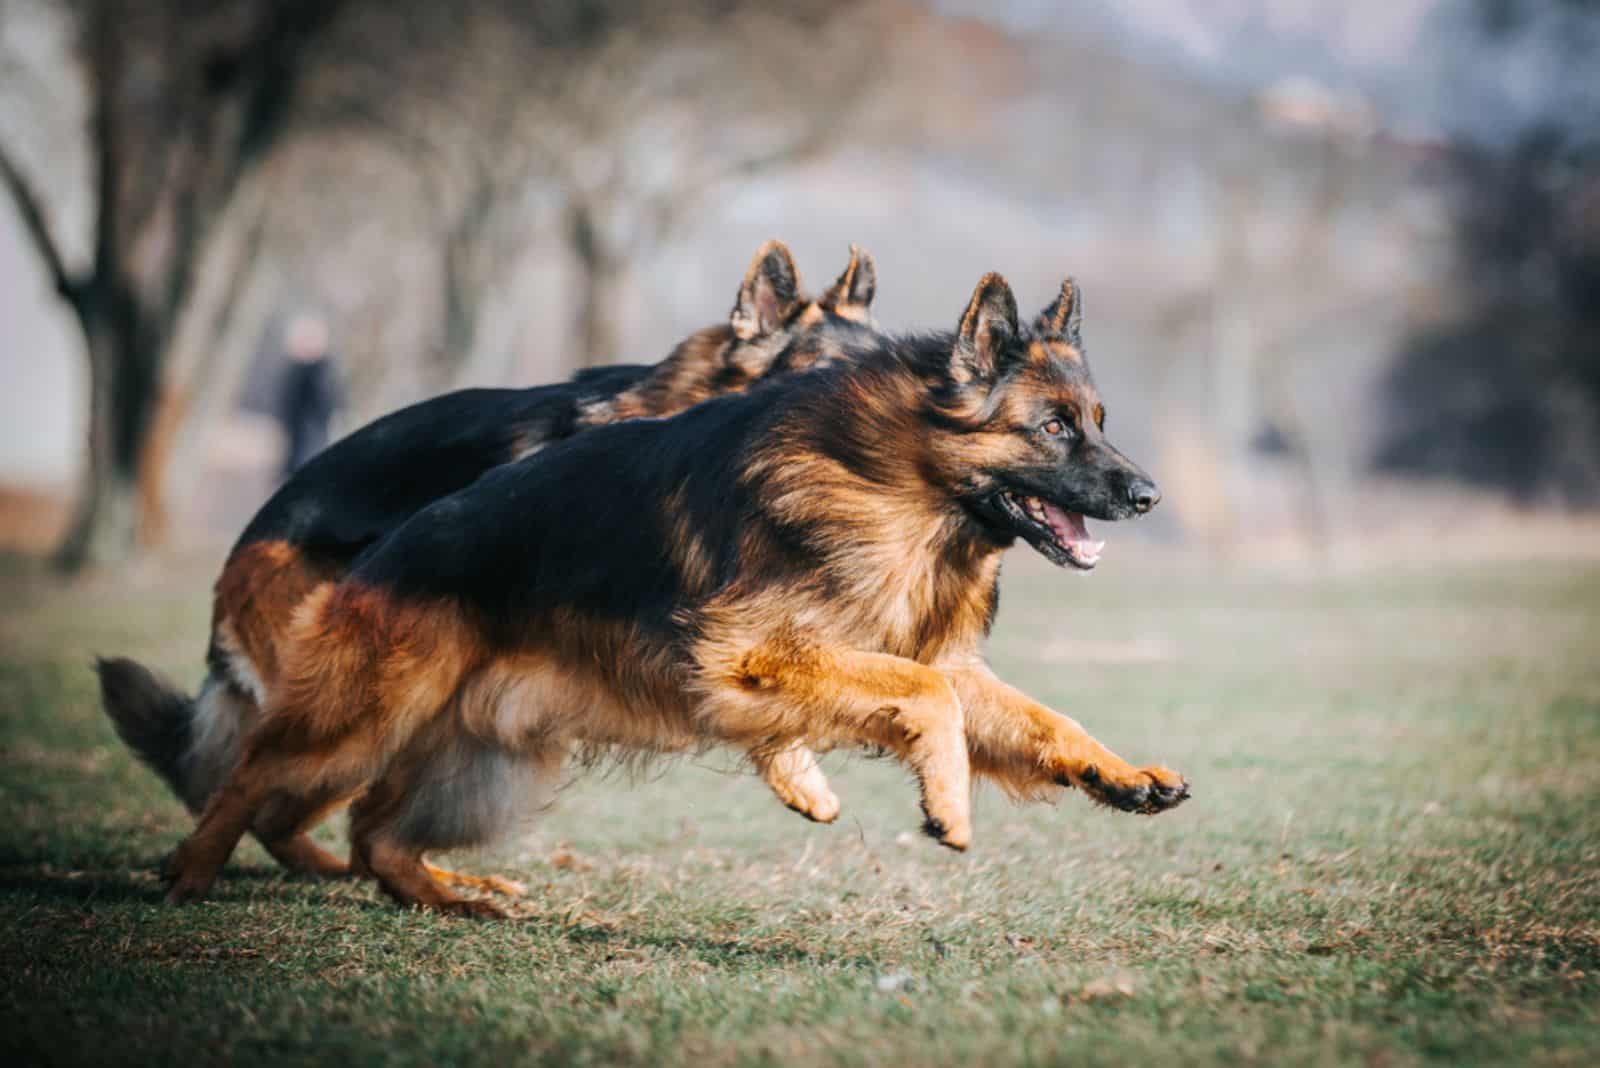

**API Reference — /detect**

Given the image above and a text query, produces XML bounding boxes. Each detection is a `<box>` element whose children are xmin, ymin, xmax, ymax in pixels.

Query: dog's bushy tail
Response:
<box><xmin>96</xmin><ymin>657</ymin><xmax>197</xmax><ymax>808</ymax></box>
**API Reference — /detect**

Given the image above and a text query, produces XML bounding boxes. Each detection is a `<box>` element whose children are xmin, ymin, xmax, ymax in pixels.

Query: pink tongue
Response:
<box><xmin>1041</xmin><ymin>501</ymin><xmax>1104</xmax><ymax>563</ymax></box>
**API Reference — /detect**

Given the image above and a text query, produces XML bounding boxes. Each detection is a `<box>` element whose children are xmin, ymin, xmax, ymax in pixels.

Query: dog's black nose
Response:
<box><xmin>1128</xmin><ymin>479</ymin><xmax>1160</xmax><ymax>514</ymax></box>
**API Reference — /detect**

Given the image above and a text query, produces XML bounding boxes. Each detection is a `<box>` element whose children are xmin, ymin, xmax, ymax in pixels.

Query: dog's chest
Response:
<box><xmin>832</xmin><ymin>550</ymin><xmax>999</xmax><ymax>663</ymax></box>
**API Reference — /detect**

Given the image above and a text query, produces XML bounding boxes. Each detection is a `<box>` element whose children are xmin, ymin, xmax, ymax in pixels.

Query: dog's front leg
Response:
<box><xmin>752</xmin><ymin>739</ymin><xmax>840</xmax><ymax>823</ymax></box>
<box><xmin>941</xmin><ymin>659</ymin><xmax>1189</xmax><ymax>814</ymax></box>
<box><xmin>699</xmin><ymin>638</ymin><xmax>971</xmax><ymax>849</ymax></box>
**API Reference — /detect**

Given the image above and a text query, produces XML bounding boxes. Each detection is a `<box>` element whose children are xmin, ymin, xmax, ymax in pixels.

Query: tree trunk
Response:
<box><xmin>567</xmin><ymin>201</ymin><xmax>627</xmax><ymax>369</ymax></box>
<box><xmin>55</xmin><ymin>290</ymin><xmax>163</xmax><ymax>569</ymax></box>
<box><xmin>440</xmin><ymin>233</ymin><xmax>481</xmax><ymax>385</ymax></box>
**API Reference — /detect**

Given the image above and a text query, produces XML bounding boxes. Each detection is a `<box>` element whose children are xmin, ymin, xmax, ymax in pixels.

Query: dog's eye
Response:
<box><xmin>1042</xmin><ymin>418</ymin><xmax>1066</xmax><ymax>437</ymax></box>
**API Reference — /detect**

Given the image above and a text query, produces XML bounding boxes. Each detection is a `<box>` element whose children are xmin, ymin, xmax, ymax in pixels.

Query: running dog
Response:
<box><xmin>157</xmin><ymin>271</ymin><xmax>1189</xmax><ymax>917</ymax></box>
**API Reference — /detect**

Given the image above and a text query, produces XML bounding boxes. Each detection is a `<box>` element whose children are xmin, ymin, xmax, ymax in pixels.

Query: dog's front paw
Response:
<box><xmin>1134</xmin><ymin>765</ymin><xmax>1190</xmax><ymax>813</ymax></box>
<box><xmin>1069</xmin><ymin>764</ymin><xmax>1190</xmax><ymax>814</ymax></box>
<box><xmin>921</xmin><ymin>806</ymin><xmax>971</xmax><ymax>851</ymax></box>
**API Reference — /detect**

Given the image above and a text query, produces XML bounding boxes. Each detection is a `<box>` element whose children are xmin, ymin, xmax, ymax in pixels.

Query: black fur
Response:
<box><xmin>355</xmin><ymin>376</ymin><xmax>782</xmax><ymax>644</ymax></box>
<box><xmin>95</xmin><ymin>657</ymin><xmax>193</xmax><ymax>801</ymax></box>
<box><xmin>349</xmin><ymin>324</ymin><xmax>1142</xmax><ymax>647</ymax></box>
<box><xmin>233</xmin><ymin>312</ymin><xmax>881</xmax><ymax>576</ymax></box>
<box><xmin>235</xmin><ymin>364</ymin><xmax>650</xmax><ymax>562</ymax></box>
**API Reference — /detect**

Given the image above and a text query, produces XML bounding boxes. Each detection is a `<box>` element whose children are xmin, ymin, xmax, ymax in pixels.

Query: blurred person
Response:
<box><xmin>276</xmin><ymin>313</ymin><xmax>343</xmax><ymax>476</ymax></box>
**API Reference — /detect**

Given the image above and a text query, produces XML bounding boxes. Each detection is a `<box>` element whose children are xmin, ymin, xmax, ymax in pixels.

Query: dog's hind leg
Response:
<box><xmin>699</xmin><ymin>638</ymin><xmax>970</xmax><ymax>849</ymax></box>
<box><xmin>347</xmin><ymin>770</ymin><xmax>504</xmax><ymax>919</ymax></box>
<box><xmin>160</xmin><ymin>772</ymin><xmax>263</xmax><ymax>904</ymax></box>
<box><xmin>198</xmin><ymin>678</ymin><xmax>354</xmax><ymax>879</ymax></box>
<box><xmin>258</xmin><ymin>804</ymin><xmax>355</xmax><ymax>878</ymax></box>
<box><xmin>163</xmin><ymin>582</ymin><xmax>487</xmax><ymax>904</ymax></box>
<box><xmin>163</xmin><ymin>659</ymin><xmax>431</xmax><ymax>903</ymax></box>
<box><xmin>188</xmin><ymin>677</ymin><xmax>352</xmax><ymax>879</ymax></box>
<box><xmin>423</xmin><ymin>864</ymin><xmax>528</xmax><ymax>899</ymax></box>
<box><xmin>161</xmin><ymin>724</ymin><xmax>388</xmax><ymax>904</ymax></box>
<box><xmin>348</xmin><ymin>731</ymin><xmax>558</xmax><ymax>916</ymax></box>
<box><xmin>359</xmin><ymin>833</ymin><xmax>506</xmax><ymax>919</ymax></box>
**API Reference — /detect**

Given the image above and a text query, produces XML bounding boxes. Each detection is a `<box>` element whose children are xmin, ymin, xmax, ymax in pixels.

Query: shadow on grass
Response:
<box><xmin>559</xmin><ymin>919</ymin><xmax>875</xmax><ymax>968</ymax></box>
<box><xmin>0</xmin><ymin>857</ymin><xmax>343</xmax><ymax>908</ymax></box>
<box><xmin>3</xmin><ymin>860</ymin><xmax>877</xmax><ymax>969</ymax></box>
<box><xmin>0</xmin><ymin>867</ymin><xmax>166</xmax><ymax>907</ymax></box>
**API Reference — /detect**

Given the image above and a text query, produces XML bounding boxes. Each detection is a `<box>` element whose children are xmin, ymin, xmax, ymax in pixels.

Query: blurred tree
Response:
<box><xmin>1377</xmin><ymin>130</ymin><xmax>1600</xmax><ymax>503</ymax></box>
<box><xmin>0</xmin><ymin>0</ymin><xmax>341</xmax><ymax>568</ymax></box>
<box><xmin>0</xmin><ymin>0</ymin><xmax>879</xmax><ymax>567</ymax></box>
<box><xmin>1377</xmin><ymin>0</ymin><xmax>1600</xmax><ymax>504</ymax></box>
<box><xmin>308</xmin><ymin>0</ymin><xmax>881</xmax><ymax>375</ymax></box>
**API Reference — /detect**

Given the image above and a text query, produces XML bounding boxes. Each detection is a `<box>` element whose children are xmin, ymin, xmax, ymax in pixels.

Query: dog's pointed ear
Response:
<box><xmin>819</xmin><ymin>244</ymin><xmax>877</xmax><ymax>319</ymax></box>
<box><xmin>1034</xmin><ymin>277</ymin><xmax>1083</xmax><ymax>345</ymax></box>
<box><xmin>730</xmin><ymin>240</ymin><xmax>802</xmax><ymax>340</ymax></box>
<box><xmin>952</xmin><ymin>272</ymin><xmax>1020</xmax><ymax>383</ymax></box>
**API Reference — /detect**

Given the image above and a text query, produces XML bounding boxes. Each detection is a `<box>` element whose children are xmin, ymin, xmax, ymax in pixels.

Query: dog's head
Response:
<box><xmin>748</xmin><ymin>244</ymin><xmax>881</xmax><ymax>384</ymax></box>
<box><xmin>726</xmin><ymin>240</ymin><xmax>880</xmax><ymax>380</ymax></box>
<box><xmin>586</xmin><ymin>241</ymin><xmax>879</xmax><ymax>425</ymax></box>
<box><xmin>926</xmin><ymin>273</ymin><xmax>1159</xmax><ymax>570</ymax></box>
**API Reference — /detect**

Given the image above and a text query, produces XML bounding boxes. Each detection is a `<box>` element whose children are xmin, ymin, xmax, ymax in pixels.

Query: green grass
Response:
<box><xmin>2</xmin><ymin>552</ymin><xmax>1597</xmax><ymax>1066</ymax></box>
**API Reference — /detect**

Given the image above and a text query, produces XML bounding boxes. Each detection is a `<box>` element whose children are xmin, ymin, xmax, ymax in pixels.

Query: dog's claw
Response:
<box><xmin>1070</xmin><ymin>764</ymin><xmax>1189</xmax><ymax>815</ymax></box>
<box><xmin>1144</xmin><ymin>778</ymin><xmax>1191</xmax><ymax>812</ymax></box>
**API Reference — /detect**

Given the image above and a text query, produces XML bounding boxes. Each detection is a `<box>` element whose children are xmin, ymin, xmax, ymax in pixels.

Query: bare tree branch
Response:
<box><xmin>0</xmin><ymin>140</ymin><xmax>82</xmax><ymax>309</ymax></box>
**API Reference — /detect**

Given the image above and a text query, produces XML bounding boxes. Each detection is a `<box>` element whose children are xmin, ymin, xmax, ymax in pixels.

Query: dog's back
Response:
<box><xmin>350</xmin><ymin>387</ymin><xmax>776</xmax><ymax>645</ymax></box>
<box><xmin>236</xmin><ymin>369</ymin><xmax>647</xmax><ymax>559</ymax></box>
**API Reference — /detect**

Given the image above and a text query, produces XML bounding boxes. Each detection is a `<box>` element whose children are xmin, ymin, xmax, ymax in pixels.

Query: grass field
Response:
<box><xmin>2</xmin><ymin>551</ymin><xmax>1597</xmax><ymax>1066</ymax></box>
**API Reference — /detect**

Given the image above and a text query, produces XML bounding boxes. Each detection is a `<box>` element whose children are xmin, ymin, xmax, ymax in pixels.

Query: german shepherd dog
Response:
<box><xmin>100</xmin><ymin>241</ymin><xmax>878</xmax><ymax>892</ymax></box>
<box><xmin>157</xmin><ymin>270</ymin><xmax>1189</xmax><ymax>917</ymax></box>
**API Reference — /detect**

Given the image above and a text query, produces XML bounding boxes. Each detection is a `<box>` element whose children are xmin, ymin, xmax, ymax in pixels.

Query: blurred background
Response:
<box><xmin>1</xmin><ymin>0</ymin><xmax>1597</xmax><ymax>570</ymax></box>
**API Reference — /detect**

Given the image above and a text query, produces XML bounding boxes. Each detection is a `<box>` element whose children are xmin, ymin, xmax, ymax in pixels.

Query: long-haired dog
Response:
<box><xmin>100</xmin><ymin>241</ymin><xmax>878</xmax><ymax>891</ymax></box>
<box><xmin>159</xmin><ymin>271</ymin><xmax>1189</xmax><ymax>917</ymax></box>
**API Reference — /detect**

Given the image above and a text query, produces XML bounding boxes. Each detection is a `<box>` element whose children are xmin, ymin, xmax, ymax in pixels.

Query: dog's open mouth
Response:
<box><xmin>997</xmin><ymin>490</ymin><xmax>1104</xmax><ymax>569</ymax></box>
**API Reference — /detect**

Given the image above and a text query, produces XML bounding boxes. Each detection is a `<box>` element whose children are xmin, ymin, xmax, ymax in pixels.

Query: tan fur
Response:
<box><xmin>213</xmin><ymin>540</ymin><xmax>331</xmax><ymax>693</ymax></box>
<box><xmin>939</xmin><ymin>655</ymin><xmax>1184</xmax><ymax>805</ymax></box>
<box><xmin>818</xmin><ymin>245</ymin><xmax>876</xmax><ymax>324</ymax></box>
<box><xmin>663</xmin><ymin>485</ymin><xmax>719</xmax><ymax>599</ymax></box>
<box><xmin>691</xmin><ymin>627</ymin><xmax>971</xmax><ymax>847</ymax></box>
<box><xmin>754</xmin><ymin>740</ymin><xmax>840</xmax><ymax>824</ymax></box>
<box><xmin>591</xmin><ymin>325</ymin><xmax>751</xmax><ymax>424</ymax></box>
